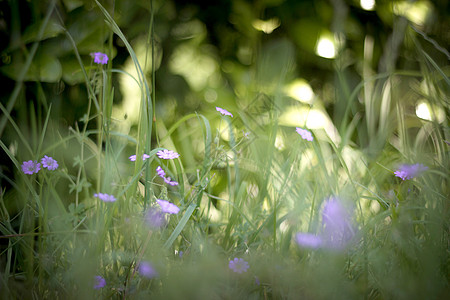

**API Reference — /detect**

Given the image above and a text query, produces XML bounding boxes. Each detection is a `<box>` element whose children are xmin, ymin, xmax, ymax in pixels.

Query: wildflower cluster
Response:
<box><xmin>21</xmin><ymin>156</ymin><xmax>58</xmax><ymax>175</ymax></box>
<box><xmin>156</xmin><ymin>166</ymin><xmax>178</xmax><ymax>186</ymax></box>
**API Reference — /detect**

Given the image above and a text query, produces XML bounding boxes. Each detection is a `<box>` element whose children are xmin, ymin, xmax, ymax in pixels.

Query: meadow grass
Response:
<box><xmin>0</xmin><ymin>2</ymin><xmax>449</xmax><ymax>299</ymax></box>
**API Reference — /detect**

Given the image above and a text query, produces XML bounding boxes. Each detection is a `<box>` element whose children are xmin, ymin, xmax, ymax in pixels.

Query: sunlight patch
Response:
<box><xmin>285</xmin><ymin>79</ymin><xmax>315</xmax><ymax>104</ymax></box>
<box><xmin>315</xmin><ymin>35</ymin><xmax>336</xmax><ymax>59</ymax></box>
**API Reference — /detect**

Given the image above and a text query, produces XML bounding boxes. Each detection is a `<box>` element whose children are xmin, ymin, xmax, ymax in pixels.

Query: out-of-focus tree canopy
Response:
<box><xmin>0</xmin><ymin>0</ymin><xmax>448</xmax><ymax>137</ymax></box>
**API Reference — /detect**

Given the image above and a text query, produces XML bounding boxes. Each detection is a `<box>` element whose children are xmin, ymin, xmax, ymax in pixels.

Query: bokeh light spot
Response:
<box><xmin>315</xmin><ymin>36</ymin><xmax>336</xmax><ymax>59</ymax></box>
<box><xmin>360</xmin><ymin>0</ymin><xmax>375</xmax><ymax>11</ymax></box>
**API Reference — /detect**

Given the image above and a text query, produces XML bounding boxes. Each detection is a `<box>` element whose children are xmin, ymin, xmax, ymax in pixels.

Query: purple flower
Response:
<box><xmin>295</xmin><ymin>197</ymin><xmax>355</xmax><ymax>251</ymax></box>
<box><xmin>90</xmin><ymin>52</ymin><xmax>109</xmax><ymax>65</ymax></box>
<box><xmin>145</xmin><ymin>207</ymin><xmax>167</xmax><ymax>228</ymax></box>
<box><xmin>156</xmin><ymin>166</ymin><xmax>179</xmax><ymax>186</ymax></box>
<box><xmin>156</xmin><ymin>166</ymin><xmax>166</xmax><ymax>177</ymax></box>
<box><xmin>156</xmin><ymin>199</ymin><xmax>180</xmax><ymax>214</ymax></box>
<box><xmin>163</xmin><ymin>176</ymin><xmax>179</xmax><ymax>186</ymax></box>
<box><xmin>321</xmin><ymin>197</ymin><xmax>355</xmax><ymax>249</ymax></box>
<box><xmin>129</xmin><ymin>154</ymin><xmax>150</xmax><ymax>161</ymax></box>
<box><xmin>229</xmin><ymin>258</ymin><xmax>249</xmax><ymax>274</ymax></box>
<box><xmin>296</xmin><ymin>127</ymin><xmax>313</xmax><ymax>141</ymax></box>
<box><xmin>156</xmin><ymin>149</ymin><xmax>180</xmax><ymax>160</ymax></box>
<box><xmin>139</xmin><ymin>261</ymin><xmax>158</xmax><ymax>279</ymax></box>
<box><xmin>94</xmin><ymin>275</ymin><xmax>106</xmax><ymax>289</ymax></box>
<box><xmin>216</xmin><ymin>106</ymin><xmax>233</xmax><ymax>117</ymax></box>
<box><xmin>94</xmin><ymin>193</ymin><xmax>117</xmax><ymax>202</ymax></box>
<box><xmin>21</xmin><ymin>160</ymin><xmax>41</xmax><ymax>175</ymax></box>
<box><xmin>41</xmin><ymin>155</ymin><xmax>58</xmax><ymax>170</ymax></box>
<box><xmin>394</xmin><ymin>163</ymin><xmax>428</xmax><ymax>180</ymax></box>
<box><xmin>295</xmin><ymin>233</ymin><xmax>322</xmax><ymax>249</ymax></box>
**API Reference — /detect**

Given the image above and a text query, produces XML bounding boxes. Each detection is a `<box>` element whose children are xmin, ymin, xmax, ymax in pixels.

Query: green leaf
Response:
<box><xmin>0</xmin><ymin>50</ymin><xmax>62</xmax><ymax>82</ymax></box>
<box><xmin>22</xmin><ymin>19</ymin><xmax>64</xmax><ymax>44</ymax></box>
<box><xmin>61</xmin><ymin>0</ymin><xmax>84</xmax><ymax>12</ymax></box>
<box><xmin>163</xmin><ymin>203</ymin><xmax>197</xmax><ymax>250</ymax></box>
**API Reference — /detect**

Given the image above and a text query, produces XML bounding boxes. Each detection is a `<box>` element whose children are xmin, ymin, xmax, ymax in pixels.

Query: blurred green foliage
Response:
<box><xmin>1</xmin><ymin>0</ymin><xmax>448</xmax><ymax>123</ymax></box>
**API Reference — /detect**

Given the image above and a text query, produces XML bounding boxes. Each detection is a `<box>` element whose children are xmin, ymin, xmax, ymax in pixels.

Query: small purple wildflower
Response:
<box><xmin>21</xmin><ymin>160</ymin><xmax>41</xmax><ymax>175</ymax></box>
<box><xmin>145</xmin><ymin>207</ymin><xmax>167</xmax><ymax>228</ymax></box>
<box><xmin>296</xmin><ymin>127</ymin><xmax>313</xmax><ymax>141</ymax></box>
<box><xmin>156</xmin><ymin>199</ymin><xmax>180</xmax><ymax>214</ymax></box>
<box><xmin>90</xmin><ymin>52</ymin><xmax>109</xmax><ymax>65</ymax></box>
<box><xmin>129</xmin><ymin>154</ymin><xmax>150</xmax><ymax>161</ymax></box>
<box><xmin>156</xmin><ymin>166</ymin><xmax>166</xmax><ymax>177</ymax></box>
<box><xmin>93</xmin><ymin>276</ymin><xmax>106</xmax><ymax>290</ymax></box>
<box><xmin>156</xmin><ymin>166</ymin><xmax>179</xmax><ymax>186</ymax></box>
<box><xmin>41</xmin><ymin>155</ymin><xmax>58</xmax><ymax>170</ymax></box>
<box><xmin>94</xmin><ymin>193</ymin><xmax>117</xmax><ymax>202</ymax></box>
<box><xmin>163</xmin><ymin>176</ymin><xmax>179</xmax><ymax>186</ymax></box>
<box><xmin>157</xmin><ymin>149</ymin><xmax>180</xmax><ymax>160</ymax></box>
<box><xmin>216</xmin><ymin>106</ymin><xmax>233</xmax><ymax>117</ymax></box>
<box><xmin>229</xmin><ymin>258</ymin><xmax>249</xmax><ymax>274</ymax></box>
<box><xmin>295</xmin><ymin>233</ymin><xmax>322</xmax><ymax>249</ymax></box>
<box><xmin>295</xmin><ymin>197</ymin><xmax>355</xmax><ymax>251</ymax></box>
<box><xmin>321</xmin><ymin>197</ymin><xmax>355</xmax><ymax>249</ymax></box>
<box><xmin>394</xmin><ymin>163</ymin><xmax>428</xmax><ymax>180</ymax></box>
<box><xmin>139</xmin><ymin>261</ymin><xmax>158</xmax><ymax>279</ymax></box>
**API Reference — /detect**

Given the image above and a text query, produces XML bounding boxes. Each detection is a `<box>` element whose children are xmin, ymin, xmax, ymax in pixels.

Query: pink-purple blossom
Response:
<box><xmin>156</xmin><ymin>166</ymin><xmax>166</xmax><ymax>177</ymax></box>
<box><xmin>229</xmin><ymin>258</ymin><xmax>249</xmax><ymax>273</ymax></box>
<box><xmin>394</xmin><ymin>163</ymin><xmax>428</xmax><ymax>180</ymax></box>
<box><xmin>156</xmin><ymin>166</ymin><xmax>179</xmax><ymax>186</ymax></box>
<box><xmin>321</xmin><ymin>197</ymin><xmax>355</xmax><ymax>249</ymax></box>
<box><xmin>21</xmin><ymin>160</ymin><xmax>41</xmax><ymax>175</ymax></box>
<box><xmin>90</xmin><ymin>52</ymin><xmax>109</xmax><ymax>65</ymax></box>
<box><xmin>296</xmin><ymin>127</ymin><xmax>313</xmax><ymax>141</ymax></box>
<box><xmin>216</xmin><ymin>107</ymin><xmax>233</xmax><ymax>117</ymax></box>
<box><xmin>93</xmin><ymin>276</ymin><xmax>106</xmax><ymax>289</ymax></box>
<box><xmin>94</xmin><ymin>193</ymin><xmax>117</xmax><ymax>202</ymax></box>
<box><xmin>295</xmin><ymin>197</ymin><xmax>355</xmax><ymax>251</ymax></box>
<box><xmin>145</xmin><ymin>207</ymin><xmax>167</xmax><ymax>228</ymax></box>
<box><xmin>129</xmin><ymin>154</ymin><xmax>150</xmax><ymax>161</ymax></box>
<box><xmin>41</xmin><ymin>155</ymin><xmax>58</xmax><ymax>170</ymax></box>
<box><xmin>139</xmin><ymin>261</ymin><xmax>158</xmax><ymax>279</ymax></box>
<box><xmin>295</xmin><ymin>233</ymin><xmax>322</xmax><ymax>249</ymax></box>
<box><xmin>156</xmin><ymin>199</ymin><xmax>180</xmax><ymax>214</ymax></box>
<box><xmin>156</xmin><ymin>149</ymin><xmax>180</xmax><ymax>160</ymax></box>
<box><xmin>163</xmin><ymin>176</ymin><xmax>179</xmax><ymax>186</ymax></box>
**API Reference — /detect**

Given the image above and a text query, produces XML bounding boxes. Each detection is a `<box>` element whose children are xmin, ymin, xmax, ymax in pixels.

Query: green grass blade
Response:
<box><xmin>163</xmin><ymin>203</ymin><xmax>196</xmax><ymax>250</ymax></box>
